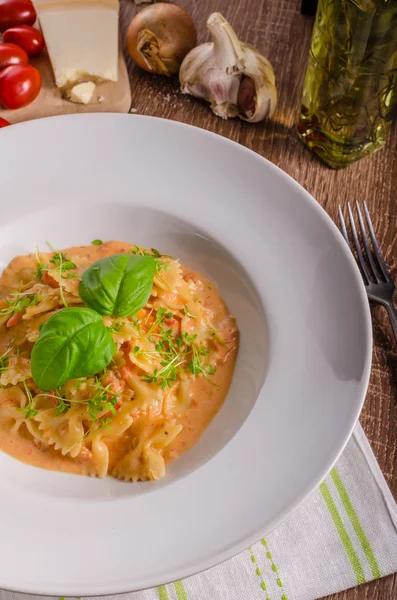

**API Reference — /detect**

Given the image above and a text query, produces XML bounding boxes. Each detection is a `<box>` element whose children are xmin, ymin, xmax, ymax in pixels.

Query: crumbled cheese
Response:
<box><xmin>69</xmin><ymin>82</ymin><xmax>96</xmax><ymax>104</ymax></box>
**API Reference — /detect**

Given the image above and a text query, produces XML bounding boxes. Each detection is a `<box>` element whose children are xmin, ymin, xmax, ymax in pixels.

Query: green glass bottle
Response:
<box><xmin>298</xmin><ymin>0</ymin><xmax>397</xmax><ymax>169</ymax></box>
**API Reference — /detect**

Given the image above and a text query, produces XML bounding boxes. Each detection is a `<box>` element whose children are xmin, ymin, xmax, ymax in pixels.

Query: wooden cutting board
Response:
<box><xmin>0</xmin><ymin>48</ymin><xmax>132</xmax><ymax>124</ymax></box>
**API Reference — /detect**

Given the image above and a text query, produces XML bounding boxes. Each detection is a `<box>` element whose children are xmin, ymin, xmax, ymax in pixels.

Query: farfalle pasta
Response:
<box><xmin>0</xmin><ymin>241</ymin><xmax>238</xmax><ymax>481</ymax></box>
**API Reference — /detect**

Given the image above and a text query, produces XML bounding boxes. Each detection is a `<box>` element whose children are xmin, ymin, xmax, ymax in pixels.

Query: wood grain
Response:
<box><xmin>119</xmin><ymin>1</ymin><xmax>397</xmax><ymax>598</ymax></box>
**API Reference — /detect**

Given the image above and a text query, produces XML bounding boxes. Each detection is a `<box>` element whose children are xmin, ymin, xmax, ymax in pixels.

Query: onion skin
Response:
<box><xmin>127</xmin><ymin>3</ymin><xmax>197</xmax><ymax>76</ymax></box>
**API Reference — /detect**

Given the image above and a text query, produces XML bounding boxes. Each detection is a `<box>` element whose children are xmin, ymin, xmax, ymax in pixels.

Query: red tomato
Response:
<box><xmin>3</xmin><ymin>25</ymin><xmax>44</xmax><ymax>57</ymax></box>
<box><xmin>42</xmin><ymin>270</ymin><xmax>58</xmax><ymax>288</ymax></box>
<box><xmin>0</xmin><ymin>0</ymin><xmax>36</xmax><ymax>32</ymax></box>
<box><xmin>0</xmin><ymin>64</ymin><xmax>41</xmax><ymax>109</ymax></box>
<box><xmin>0</xmin><ymin>116</ymin><xmax>10</xmax><ymax>127</ymax></box>
<box><xmin>0</xmin><ymin>42</ymin><xmax>28</xmax><ymax>71</ymax></box>
<box><xmin>6</xmin><ymin>311</ymin><xmax>23</xmax><ymax>327</ymax></box>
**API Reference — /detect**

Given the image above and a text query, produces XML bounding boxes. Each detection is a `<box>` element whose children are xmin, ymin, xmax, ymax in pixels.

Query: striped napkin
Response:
<box><xmin>1</xmin><ymin>423</ymin><xmax>396</xmax><ymax>600</ymax></box>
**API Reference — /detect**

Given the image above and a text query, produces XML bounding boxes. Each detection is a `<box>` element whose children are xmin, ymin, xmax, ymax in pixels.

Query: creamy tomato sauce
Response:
<box><xmin>0</xmin><ymin>242</ymin><xmax>238</xmax><ymax>479</ymax></box>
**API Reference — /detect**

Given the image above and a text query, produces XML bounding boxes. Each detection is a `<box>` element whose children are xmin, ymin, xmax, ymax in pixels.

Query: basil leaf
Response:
<box><xmin>79</xmin><ymin>254</ymin><xmax>156</xmax><ymax>317</ymax></box>
<box><xmin>31</xmin><ymin>307</ymin><xmax>116</xmax><ymax>392</ymax></box>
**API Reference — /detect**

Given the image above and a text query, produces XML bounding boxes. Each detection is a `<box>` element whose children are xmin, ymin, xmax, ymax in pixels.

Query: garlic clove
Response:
<box><xmin>180</xmin><ymin>12</ymin><xmax>277</xmax><ymax>123</ymax></box>
<box><xmin>202</xmin><ymin>69</ymin><xmax>240</xmax><ymax>119</ymax></box>
<box><xmin>179</xmin><ymin>42</ymin><xmax>213</xmax><ymax>100</ymax></box>
<box><xmin>181</xmin><ymin>52</ymin><xmax>240</xmax><ymax>119</ymax></box>
<box><xmin>239</xmin><ymin>45</ymin><xmax>277</xmax><ymax>122</ymax></box>
<box><xmin>207</xmin><ymin>12</ymin><xmax>244</xmax><ymax>73</ymax></box>
<box><xmin>237</xmin><ymin>76</ymin><xmax>256</xmax><ymax>118</ymax></box>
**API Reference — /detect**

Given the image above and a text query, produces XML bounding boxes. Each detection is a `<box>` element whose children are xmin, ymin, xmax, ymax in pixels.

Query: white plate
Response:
<box><xmin>0</xmin><ymin>114</ymin><xmax>371</xmax><ymax>595</ymax></box>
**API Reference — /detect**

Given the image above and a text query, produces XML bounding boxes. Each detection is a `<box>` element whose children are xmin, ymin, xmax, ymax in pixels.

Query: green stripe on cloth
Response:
<box><xmin>157</xmin><ymin>585</ymin><xmax>170</xmax><ymax>600</ymax></box>
<box><xmin>331</xmin><ymin>467</ymin><xmax>381</xmax><ymax>579</ymax></box>
<box><xmin>261</xmin><ymin>539</ymin><xmax>288</xmax><ymax>599</ymax></box>
<box><xmin>174</xmin><ymin>580</ymin><xmax>188</xmax><ymax>600</ymax></box>
<box><xmin>320</xmin><ymin>481</ymin><xmax>366</xmax><ymax>585</ymax></box>
<box><xmin>249</xmin><ymin>546</ymin><xmax>269</xmax><ymax>597</ymax></box>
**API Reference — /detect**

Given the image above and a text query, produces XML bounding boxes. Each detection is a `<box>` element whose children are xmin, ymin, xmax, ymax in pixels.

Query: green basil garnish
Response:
<box><xmin>79</xmin><ymin>254</ymin><xmax>156</xmax><ymax>317</ymax></box>
<box><xmin>31</xmin><ymin>307</ymin><xmax>116</xmax><ymax>391</ymax></box>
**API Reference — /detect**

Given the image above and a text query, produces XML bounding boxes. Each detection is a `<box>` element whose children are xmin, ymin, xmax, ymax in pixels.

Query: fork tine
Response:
<box><xmin>338</xmin><ymin>205</ymin><xmax>350</xmax><ymax>244</ymax></box>
<box><xmin>355</xmin><ymin>201</ymin><xmax>381</xmax><ymax>283</ymax></box>
<box><xmin>347</xmin><ymin>203</ymin><xmax>371</xmax><ymax>285</ymax></box>
<box><xmin>363</xmin><ymin>201</ymin><xmax>391</xmax><ymax>282</ymax></box>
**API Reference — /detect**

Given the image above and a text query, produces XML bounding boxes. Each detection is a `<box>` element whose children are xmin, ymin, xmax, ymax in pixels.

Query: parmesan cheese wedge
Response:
<box><xmin>33</xmin><ymin>0</ymin><xmax>119</xmax><ymax>91</ymax></box>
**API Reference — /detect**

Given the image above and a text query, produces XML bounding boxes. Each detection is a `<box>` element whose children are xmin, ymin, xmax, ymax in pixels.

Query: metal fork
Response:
<box><xmin>338</xmin><ymin>201</ymin><xmax>397</xmax><ymax>343</ymax></box>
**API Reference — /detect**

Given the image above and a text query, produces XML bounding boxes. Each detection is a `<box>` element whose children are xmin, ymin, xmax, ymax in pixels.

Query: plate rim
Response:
<box><xmin>0</xmin><ymin>113</ymin><xmax>373</xmax><ymax>596</ymax></box>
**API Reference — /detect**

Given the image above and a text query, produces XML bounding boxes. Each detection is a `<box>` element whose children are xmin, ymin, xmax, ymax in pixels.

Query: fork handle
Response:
<box><xmin>385</xmin><ymin>303</ymin><xmax>397</xmax><ymax>344</ymax></box>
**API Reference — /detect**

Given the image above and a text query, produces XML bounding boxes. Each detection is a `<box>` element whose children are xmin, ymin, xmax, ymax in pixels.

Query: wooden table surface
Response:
<box><xmin>120</xmin><ymin>1</ymin><xmax>397</xmax><ymax>598</ymax></box>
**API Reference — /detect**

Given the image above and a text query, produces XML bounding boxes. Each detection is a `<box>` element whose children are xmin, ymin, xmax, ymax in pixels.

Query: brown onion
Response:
<box><xmin>127</xmin><ymin>3</ymin><xmax>197</xmax><ymax>77</ymax></box>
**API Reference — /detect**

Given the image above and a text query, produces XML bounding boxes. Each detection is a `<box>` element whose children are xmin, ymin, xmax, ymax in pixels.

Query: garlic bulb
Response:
<box><xmin>179</xmin><ymin>12</ymin><xmax>277</xmax><ymax>123</ymax></box>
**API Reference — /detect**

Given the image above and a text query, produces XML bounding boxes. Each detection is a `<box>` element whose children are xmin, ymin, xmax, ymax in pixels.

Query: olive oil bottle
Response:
<box><xmin>298</xmin><ymin>0</ymin><xmax>397</xmax><ymax>168</ymax></box>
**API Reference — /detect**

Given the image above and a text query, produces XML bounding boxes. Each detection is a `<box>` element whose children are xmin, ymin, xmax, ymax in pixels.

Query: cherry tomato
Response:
<box><xmin>42</xmin><ymin>270</ymin><xmax>58</xmax><ymax>288</ymax></box>
<box><xmin>0</xmin><ymin>64</ymin><xmax>41</xmax><ymax>109</ymax></box>
<box><xmin>0</xmin><ymin>0</ymin><xmax>36</xmax><ymax>32</ymax></box>
<box><xmin>6</xmin><ymin>311</ymin><xmax>23</xmax><ymax>327</ymax></box>
<box><xmin>3</xmin><ymin>25</ymin><xmax>44</xmax><ymax>57</ymax></box>
<box><xmin>0</xmin><ymin>42</ymin><xmax>28</xmax><ymax>71</ymax></box>
<box><xmin>0</xmin><ymin>116</ymin><xmax>10</xmax><ymax>127</ymax></box>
